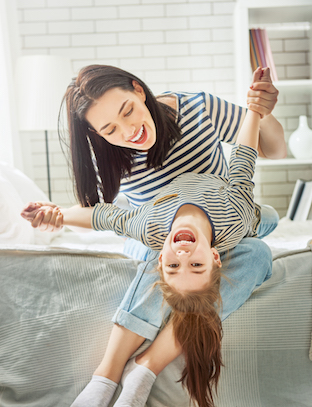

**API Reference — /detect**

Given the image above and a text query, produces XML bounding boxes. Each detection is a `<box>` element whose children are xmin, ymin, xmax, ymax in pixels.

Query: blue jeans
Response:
<box><xmin>114</xmin><ymin>205</ymin><xmax>278</xmax><ymax>341</ymax></box>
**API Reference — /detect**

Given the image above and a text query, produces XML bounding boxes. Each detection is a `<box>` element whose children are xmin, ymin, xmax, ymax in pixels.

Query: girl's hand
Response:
<box><xmin>21</xmin><ymin>201</ymin><xmax>64</xmax><ymax>232</ymax></box>
<box><xmin>247</xmin><ymin>67</ymin><xmax>278</xmax><ymax>119</ymax></box>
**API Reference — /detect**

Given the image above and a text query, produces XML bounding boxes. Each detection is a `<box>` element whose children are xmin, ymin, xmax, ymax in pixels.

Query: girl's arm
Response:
<box><xmin>21</xmin><ymin>202</ymin><xmax>94</xmax><ymax>231</ymax></box>
<box><xmin>247</xmin><ymin>69</ymin><xmax>287</xmax><ymax>159</ymax></box>
<box><xmin>236</xmin><ymin>67</ymin><xmax>271</xmax><ymax>150</ymax></box>
<box><xmin>62</xmin><ymin>206</ymin><xmax>93</xmax><ymax>228</ymax></box>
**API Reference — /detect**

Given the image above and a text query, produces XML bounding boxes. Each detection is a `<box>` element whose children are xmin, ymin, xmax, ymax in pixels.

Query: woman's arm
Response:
<box><xmin>258</xmin><ymin>114</ymin><xmax>287</xmax><ymax>159</ymax></box>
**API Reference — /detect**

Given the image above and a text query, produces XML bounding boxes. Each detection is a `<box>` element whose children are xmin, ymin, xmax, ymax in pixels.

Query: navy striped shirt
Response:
<box><xmin>119</xmin><ymin>91</ymin><xmax>247</xmax><ymax>208</ymax></box>
<box><xmin>93</xmin><ymin>145</ymin><xmax>260</xmax><ymax>254</ymax></box>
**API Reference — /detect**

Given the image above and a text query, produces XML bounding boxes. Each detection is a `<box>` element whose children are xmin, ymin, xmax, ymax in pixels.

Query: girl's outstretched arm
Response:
<box><xmin>236</xmin><ymin>67</ymin><xmax>271</xmax><ymax>150</ymax></box>
<box><xmin>21</xmin><ymin>202</ymin><xmax>94</xmax><ymax>231</ymax></box>
<box><xmin>247</xmin><ymin>68</ymin><xmax>287</xmax><ymax>159</ymax></box>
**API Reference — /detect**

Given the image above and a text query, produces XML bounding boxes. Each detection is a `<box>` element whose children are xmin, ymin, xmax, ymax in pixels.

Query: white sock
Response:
<box><xmin>114</xmin><ymin>358</ymin><xmax>156</xmax><ymax>407</ymax></box>
<box><xmin>70</xmin><ymin>375</ymin><xmax>118</xmax><ymax>407</ymax></box>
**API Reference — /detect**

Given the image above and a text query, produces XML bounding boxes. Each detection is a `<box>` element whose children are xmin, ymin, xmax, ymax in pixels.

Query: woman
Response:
<box><xmin>43</xmin><ymin>64</ymin><xmax>284</xmax><ymax>257</ymax></box>
<box><xmin>26</xmin><ymin>66</ymin><xmax>284</xmax><ymax>407</ymax></box>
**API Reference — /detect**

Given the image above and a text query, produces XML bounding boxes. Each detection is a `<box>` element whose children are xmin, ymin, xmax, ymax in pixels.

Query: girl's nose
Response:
<box><xmin>176</xmin><ymin>249</ymin><xmax>190</xmax><ymax>257</ymax></box>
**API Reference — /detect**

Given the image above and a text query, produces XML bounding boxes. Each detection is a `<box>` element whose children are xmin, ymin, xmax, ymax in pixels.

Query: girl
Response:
<box><xmin>23</xmin><ymin>68</ymin><xmax>277</xmax><ymax>407</ymax></box>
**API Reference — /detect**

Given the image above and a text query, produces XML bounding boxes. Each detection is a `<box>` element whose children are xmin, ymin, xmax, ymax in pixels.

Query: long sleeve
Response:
<box><xmin>204</xmin><ymin>92</ymin><xmax>247</xmax><ymax>144</ymax></box>
<box><xmin>228</xmin><ymin>144</ymin><xmax>258</xmax><ymax>192</ymax></box>
<box><xmin>92</xmin><ymin>202</ymin><xmax>153</xmax><ymax>246</ymax></box>
<box><xmin>226</xmin><ymin>144</ymin><xmax>258</xmax><ymax>231</ymax></box>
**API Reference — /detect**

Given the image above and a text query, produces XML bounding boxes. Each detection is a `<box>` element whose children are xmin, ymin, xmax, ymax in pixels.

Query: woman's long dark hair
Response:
<box><xmin>58</xmin><ymin>65</ymin><xmax>181</xmax><ymax>206</ymax></box>
<box><xmin>156</xmin><ymin>265</ymin><xmax>223</xmax><ymax>407</ymax></box>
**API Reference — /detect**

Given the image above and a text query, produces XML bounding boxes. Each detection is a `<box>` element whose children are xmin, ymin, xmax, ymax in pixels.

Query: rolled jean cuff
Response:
<box><xmin>112</xmin><ymin>307</ymin><xmax>159</xmax><ymax>341</ymax></box>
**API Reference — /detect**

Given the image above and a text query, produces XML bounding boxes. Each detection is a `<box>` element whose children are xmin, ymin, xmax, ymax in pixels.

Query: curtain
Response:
<box><xmin>0</xmin><ymin>0</ymin><xmax>23</xmax><ymax>170</ymax></box>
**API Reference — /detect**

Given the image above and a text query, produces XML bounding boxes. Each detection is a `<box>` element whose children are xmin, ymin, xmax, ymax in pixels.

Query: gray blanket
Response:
<box><xmin>0</xmin><ymin>245</ymin><xmax>311</xmax><ymax>406</ymax></box>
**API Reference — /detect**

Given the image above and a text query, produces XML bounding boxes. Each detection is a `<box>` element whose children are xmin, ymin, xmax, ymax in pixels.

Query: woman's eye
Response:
<box><xmin>107</xmin><ymin>127</ymin><xmax>116</xmax><ymax>136</ymax></box>
<box><xmin>168</xmin><ymin>264</ymin><xmax>179</xmax><ymax>268</ymax></box>
<box><xmin>125</xmin><ymin>107</ymin><xmax>133</xmax><ymax>117</ymax></box>
<box><xmin>192</xmin><ymin>263</ymin><xmax>202</xmax><ymax>267</ymax></box>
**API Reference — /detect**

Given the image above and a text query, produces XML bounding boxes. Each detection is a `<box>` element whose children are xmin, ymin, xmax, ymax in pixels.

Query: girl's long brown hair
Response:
<box><xmin>156</xmin><ymin>266</ymin><xmax>223</xmax><ymax>407</ymax></box>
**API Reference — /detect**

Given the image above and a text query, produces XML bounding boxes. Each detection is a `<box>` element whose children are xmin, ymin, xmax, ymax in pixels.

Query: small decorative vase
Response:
<box><xmin>288</xmin><ymin>115</ymin><xmax>312</xmax><ymax>159</ymax></box>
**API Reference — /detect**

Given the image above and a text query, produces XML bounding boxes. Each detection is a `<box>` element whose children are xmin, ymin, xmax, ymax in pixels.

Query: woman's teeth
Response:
<box><xmin>131</xmin><ymin>126</ymin><xmax>144</xmax><ymax>142</ymax></box>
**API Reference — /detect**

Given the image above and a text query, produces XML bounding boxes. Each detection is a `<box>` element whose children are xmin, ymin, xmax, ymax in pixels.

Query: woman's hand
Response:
<box><xmin>247</xmin><ymin>67</ymin><xmax>278</xmax><ymax>119</ymax></box>
<box><xmin>21</xmin><ymin>201</ymin><xmax>64</xmax><ymax>232</ymax></box>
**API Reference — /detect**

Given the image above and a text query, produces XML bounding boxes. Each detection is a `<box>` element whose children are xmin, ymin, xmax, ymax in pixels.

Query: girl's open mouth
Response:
<box><xmin>173</xmin><ymin>230</ymin><xmax>196</xmax><ymax>245</ymax></box>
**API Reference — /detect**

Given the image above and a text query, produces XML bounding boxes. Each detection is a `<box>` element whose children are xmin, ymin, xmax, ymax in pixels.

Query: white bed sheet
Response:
<box><xmin>263</xmin><ymin>217</ymin><xmax>312</xmax><ymax>257</ymax></box>
<box><xmin>40</xmin><ymin>228</ymin><xmax>126</xmax><ymax>254</ymax></box>
<box><xmin>42</xmin><ymin>218</ymin><xmax>312</xmax><ymax>259</ymax></box>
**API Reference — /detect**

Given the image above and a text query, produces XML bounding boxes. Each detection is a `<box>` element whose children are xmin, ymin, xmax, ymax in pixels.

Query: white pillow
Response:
<box><xmin>0</xmin><ymin>161</ymin><xmax>64</xmax><ymax>245</ymax></box>
<box><xmin>0</xmin><ymin>174</ymin><xmax>35</xmax><ymax>244</ymax></box>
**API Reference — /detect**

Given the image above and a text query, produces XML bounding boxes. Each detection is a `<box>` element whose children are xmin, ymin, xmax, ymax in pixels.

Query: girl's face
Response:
<box><xmin>159</xmin><ymin>226</ymin><xmax>221</xmax><ymax>293</ymax></box>
<box><xmin>85</xmin><ymin>82</ymin><xmax>156</xmax><ymax>151</ymax></box>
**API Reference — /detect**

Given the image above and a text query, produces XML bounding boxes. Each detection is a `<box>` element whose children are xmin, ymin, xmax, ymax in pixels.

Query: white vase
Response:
<box><xmin>288</xmin><ymin>115</ymin><xmax>312</xmax><ymax>159</ymax></box>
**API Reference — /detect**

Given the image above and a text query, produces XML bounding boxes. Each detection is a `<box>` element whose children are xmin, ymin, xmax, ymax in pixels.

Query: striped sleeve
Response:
<box><xmin>228</xmin><ymin>145</ymin><xmax>257</xmax><ymax>190</ymax></box>
<box><xmin>92</xmin><ymin>203</ymin><xmax>147</xmax><ymax>243</ymax></box>
<box><xmin>204</xmin><ymin>93</ymin><xmax>247</xmax><ymax>144</ymax></box>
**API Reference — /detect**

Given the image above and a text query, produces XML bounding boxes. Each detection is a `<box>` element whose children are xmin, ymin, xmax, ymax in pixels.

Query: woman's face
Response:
<box><xmin>85</xmin><ymin>82</ymin><xmax>156</xmax><ymax>150</ymax></box>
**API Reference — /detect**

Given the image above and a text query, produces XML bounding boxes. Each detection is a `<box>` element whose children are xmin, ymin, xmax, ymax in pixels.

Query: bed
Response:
<box><xmin>0</xmin><ymin>161</ymin><xmax>311</xmax><ymax>407</ymax></box>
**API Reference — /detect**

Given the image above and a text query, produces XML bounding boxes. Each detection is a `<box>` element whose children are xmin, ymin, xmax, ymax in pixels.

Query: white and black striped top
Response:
<box><xmin>119</xmin><ymin>91</ymin><xmax>247</xmax><ymax>208</ymax></box>
<box><xmin>93</xmin><ymin>145</ymin><xmax>260</xmax><ymax>254</ymax></box>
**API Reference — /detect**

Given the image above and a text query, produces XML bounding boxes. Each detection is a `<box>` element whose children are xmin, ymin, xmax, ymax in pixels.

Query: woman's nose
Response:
<box><xmin>122</xmin><ymin>124</ymin><xmax>136</xmax><ymax>140</ymax></box>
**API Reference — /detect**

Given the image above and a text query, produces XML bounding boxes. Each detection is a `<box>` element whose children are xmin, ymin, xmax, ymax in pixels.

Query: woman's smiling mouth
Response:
<box><xmin>128</xmin><ymin>125</ymin><xmax>147</xmax><ymax>144</ymax></box>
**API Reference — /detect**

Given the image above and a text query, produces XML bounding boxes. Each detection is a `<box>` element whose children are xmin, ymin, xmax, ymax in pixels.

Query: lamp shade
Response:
<box><xmin>15</xmin><ymin>55</ymin><xmax>72</xmax><ymax>131</ymax></box>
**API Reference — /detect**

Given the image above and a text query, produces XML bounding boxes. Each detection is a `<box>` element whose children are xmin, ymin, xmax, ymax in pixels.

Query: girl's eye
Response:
<box><xmin>168</xmin><ymin>264</ymin><xmax>179</xmax><ymax>268</ymax></box>
<box><xmin>107</xmin><ymin>127</ymin><xmax>116</xmax><ymax>136</ymax></box>
<box><xmin>192</xmin><ymin>263</ymin><xmax>202</xmax><ymax>267</ymax></box>
<box><xmin>125</xmin><ymin>107</ymin><xmax>133</xmax><ymax>117</ymax></box>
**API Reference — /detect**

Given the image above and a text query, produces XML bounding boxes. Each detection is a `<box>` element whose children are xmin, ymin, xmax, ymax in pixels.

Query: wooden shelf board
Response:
<box><xmin>273</xmin><ymin>79</ymin><xmax>312</xmax><ymax>94</ymax></box>
<box><xmin>256</xmin><ymin>158</ymin><xmax>312</xmax><ymax>167</ymax></box>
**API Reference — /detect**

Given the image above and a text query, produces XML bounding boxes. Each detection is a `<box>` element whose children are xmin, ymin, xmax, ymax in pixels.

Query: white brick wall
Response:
<box><xmin>254</xmin><ymin>163</ymin><xmax>312</xmax><ymax>218</ymax></box>
<box><xmin>267</xmin><ymin>27</ymin><xmax>311</xmax><ymax>152</ymax></box>
<box><xmin>16</xmin><ymin>0</ymin><xmax>312</xmax><ymax>217</ymax></box>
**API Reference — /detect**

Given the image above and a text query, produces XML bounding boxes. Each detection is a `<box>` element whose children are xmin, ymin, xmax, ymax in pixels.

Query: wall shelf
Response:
<box><xmin>234</xmin><ymin>0</ymin><xmax>312</xmax><ymax>106</ymax></box>
<box><xmin>256</xmin><ymin>158</ymin><xmax>312</xmax><ymax>167</ymax></box>
<box><xmin>273</xmin><ymin>79</ymin><xmax>312</xmax><ymax>94</ymax></box>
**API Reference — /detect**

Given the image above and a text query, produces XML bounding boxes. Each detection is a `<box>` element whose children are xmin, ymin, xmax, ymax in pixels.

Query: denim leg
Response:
<box><xmin>257</xmin><ymin>204</ymin><xmax>279</xmax><ymax>239</ymax></box>
<box><xmin>219</xmin><ymin>237</ymin><xmax>272</xmax><ymax>321</ymax></box>
<box><xmin>113</xmin><ymin>238</ymin><xmax>272</xmax><ymax>340</ymax></box>
<box><xmin>112</xmin><ymin>249</ymin><xmax>169</xmax><ymax>341</ymax></box>
<box><xmin>123</xmin><ymin>238</ymin><xmax>151</xmax><ymax>261</ymax></box>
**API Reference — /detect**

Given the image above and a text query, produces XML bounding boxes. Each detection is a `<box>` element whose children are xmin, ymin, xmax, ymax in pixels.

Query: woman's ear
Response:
<box><xmin>132</xmin><ymin>80</ymin><xmax>146</xmax><ymax>102</ymax></box>
<box><xmin>211</xmin><ymin>248</ymin><xmax>222</xmax><ymax>268</ymax></box>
